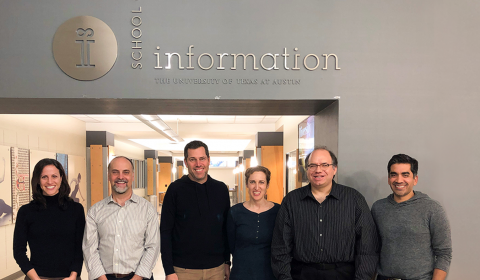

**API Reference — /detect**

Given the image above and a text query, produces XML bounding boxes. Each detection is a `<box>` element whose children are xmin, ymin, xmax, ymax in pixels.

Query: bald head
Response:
<box><xmin>108</xmin><ymin>156</ymin><xmax>134</xmax><ymax>172</ymax></box>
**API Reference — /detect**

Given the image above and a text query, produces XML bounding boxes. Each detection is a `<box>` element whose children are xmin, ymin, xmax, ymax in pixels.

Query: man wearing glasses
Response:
<box><xmin>272</xmin><ymin>147</ymin><xmax>379</xmax><ymax>280</ymax></box>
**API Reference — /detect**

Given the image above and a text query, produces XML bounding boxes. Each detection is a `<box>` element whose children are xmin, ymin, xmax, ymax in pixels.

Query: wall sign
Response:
<box><xmin>52</xmin><ymin>16</ymin><xmax>118</xmax><ymax>81</ymax></box>
<box><xmin>53</xmin><ymin>12</ymin><xmax>339</xmax><ymax>84</ymax></box>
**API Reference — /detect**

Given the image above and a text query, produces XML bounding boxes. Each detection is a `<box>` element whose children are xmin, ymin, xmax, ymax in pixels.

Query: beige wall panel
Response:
<box><xmin>90</xmin><ymin>145</ymin><xmax>103</xmax><ymax>206</ymax></box>
<box><xmin>147</xmin><ymin>158</ymin><xmax>154</xmax><ymax>195</ymax></box>
<box><xmin>235</xmin><ymin>172</ymin><xmax>240</xmax><ymax>204</ymax></box>
<box><xmin>16</xmin><ymin>132</ymin><xmax>29</xmax><ymax>149</ymax></box>
<box><xmin>28</xmin><ymin>135</ymin><xmax>39</xmax><ymax>150</ymax></box>
<box><xmin>158</xmin><ymin>162</ymin><xmax>172</xmax><ymax>193</ymax></box>
<box><xmin>47</xmin><ymin>137</ymin><xmax>56</xmax><ymax>152</ymax></box>
<box><xmin>56</xmin><ymin>140</ymin><xmax>65</xmax><ymax>154</ymax></box>
<box><xmin>0</xmin><ymin>226</ymin><xmax>7</xmax><ymax>277</ymax></box>
<box><xmin>38</xmin><ymin>136</ymin><xmax>49</xmax><ymax>151</ymax></box>
<box><xmin>261</xmin><ymin>146</ymin><xmax>284</xmax><ymax>204</ymax></box>
<box><xmin>296</xmin><ymin>149</ymin><xmax>302</xmax><ymax>189</ymax></box>
<box><xmin>107</xmin><ymin>146</ymin><xmax>115</xmax><ymax>197</ymax></box>
<box><xmin>244</xmin><ymin>158</ymin><xmax>251</xmax><ymax>201</ymax></box>
<box><xmin>177</xmin><ymin>166</ymin><xmax>184</xmax><ymax>180</ymax></box>
<box><xmin>113</xmin><ymin>139</ymin><xmax>144</xmax><ymax>161</ymax></box>
<box><xmin>3</xmin><ymin>130</ymin><xmax>16</xmax><ymax>146</ymax></box>
<box><xmin>5</xmin><ymin>224</ymin><xmax>17</xmax><ymax>276</ymax></box>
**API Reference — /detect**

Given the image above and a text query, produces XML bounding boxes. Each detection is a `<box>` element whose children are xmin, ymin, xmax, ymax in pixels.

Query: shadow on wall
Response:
<box><xmin>344</xmin><ymin>172</ymin><xmax>388</xmax><ymax>207</ymax></box>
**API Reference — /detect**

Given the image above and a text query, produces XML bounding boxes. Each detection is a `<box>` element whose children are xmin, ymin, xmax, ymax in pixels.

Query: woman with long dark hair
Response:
<box><xmin>13</xmin><ymin>158</ymin><xmax>85</xmax><ymax>280</ymax></box>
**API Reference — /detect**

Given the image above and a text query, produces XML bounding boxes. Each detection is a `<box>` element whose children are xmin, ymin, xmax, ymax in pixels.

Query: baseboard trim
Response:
<box><xmin>1</xmin><ymin>271</ymin><xmax>24</xmax><ymax>280</ymax></box>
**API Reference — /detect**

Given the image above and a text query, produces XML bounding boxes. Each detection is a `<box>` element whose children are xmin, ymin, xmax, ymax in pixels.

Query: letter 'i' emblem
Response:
<box><xmin>53</xmin><ymin>16</ymin><xmax>117</xmax><ymax>81</ymax></box>
<box><xmin>76</xmin><ymin>28</ymin><xmax>95</xmax><ymax>67</ymax></box>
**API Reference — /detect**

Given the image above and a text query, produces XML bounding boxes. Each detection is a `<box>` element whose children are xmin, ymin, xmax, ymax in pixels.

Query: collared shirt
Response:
<box><xmin>271</xmin><ymin>181</ymin><xmax>379</xmax><ymax>280</ymax></box>
<box><xmin>83</xmin><ymin>194</ymin><xmax>160</xmax><ymax>280</ymax></box>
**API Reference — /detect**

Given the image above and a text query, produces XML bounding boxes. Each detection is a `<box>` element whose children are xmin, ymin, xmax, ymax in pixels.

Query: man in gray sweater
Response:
<box><xmin>371</xmin><ymin>154</ymin><xmax>452</xmax><ymax>280</ymax></box>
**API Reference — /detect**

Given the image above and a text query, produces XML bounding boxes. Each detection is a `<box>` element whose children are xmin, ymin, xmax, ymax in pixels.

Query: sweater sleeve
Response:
<box><xmin>70</xmin><ymin>203</ymin><xmax>85</xmax><ymax>275</ymax></box>
<box><xmin>226</xmin><ymin>208</ymin><xmax>236</xmax><ymax>255</ymax></box>
<box><xmin>160</xmin><ymin>185</ymin><xmax>176</xmax><ymax>276</ymax></box>
<box><xmin>82</xmin><ymin>205</ymin><xmax>107</xmax><ymax>280</ymax></box>
<box><xmin>271</xmin><ymin>199</ymin><xmax>294</xmax><ymax>280</ymax></box>
<box><xmin>430</xmin><ymin>203</ymin><xmax>452</xmax><ymax>272</ymax></box>
<box><xmin>354</xmin><ymin>193</ymin><xmax>380</xmax><ymax>279</ymax></box>
<box><xmin>134</xmin><ymin>202</ymin><xmax>160</xmax><ymax>278</ymax></box>
<box><xmin>13</xmin><ymin>205</ymin><xmax>35</xmax><ymax>274</ymax></box>
<box><xmin>223</xmin><ymin>186</ymin><xmax>231</xmax><ymax>262</ymax></box>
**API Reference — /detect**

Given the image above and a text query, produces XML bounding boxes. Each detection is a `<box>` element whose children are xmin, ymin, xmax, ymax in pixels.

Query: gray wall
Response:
<box><xmin>1</xmin><ymin>0</ymin><xmax>479</xmax><ymax>277</ymax></box>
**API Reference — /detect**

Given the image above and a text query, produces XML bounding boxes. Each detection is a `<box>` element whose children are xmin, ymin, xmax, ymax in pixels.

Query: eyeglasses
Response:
<box><xmin>307</xmin><ymin>163</ymin><xmax>335</xmax><ymax>170</ymax></box>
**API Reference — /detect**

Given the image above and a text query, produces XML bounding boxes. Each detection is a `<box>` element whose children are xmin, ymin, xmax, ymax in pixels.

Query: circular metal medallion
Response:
<box><xmin>53</xmin><ymin>16</ymin><xmax>117</xmax><ymax>81</ymax></box>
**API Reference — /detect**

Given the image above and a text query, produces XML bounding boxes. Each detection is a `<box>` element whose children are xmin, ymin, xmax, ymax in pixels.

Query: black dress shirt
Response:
<box><xmin>271</xmin><ymin>181</ymin><xmax>379</xmax><ymax>280</ymax></box>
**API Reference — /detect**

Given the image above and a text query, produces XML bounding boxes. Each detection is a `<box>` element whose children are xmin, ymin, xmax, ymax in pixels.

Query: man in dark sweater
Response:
<box><xmin>160</xmin><ymin>140</ymin><xmax>231</xmax><ymax>280</ymax></box>
<box><xmin>372</xmin><ymin>154</ymin><xmax>452</xmax><ymax>280</ymax></box>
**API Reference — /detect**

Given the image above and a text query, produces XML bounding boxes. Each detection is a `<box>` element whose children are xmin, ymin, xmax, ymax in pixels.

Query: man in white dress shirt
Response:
<box><xmin>83</xmin><ymin>156</ymin><xmax>160</xmax><ymax>280</ymax></box>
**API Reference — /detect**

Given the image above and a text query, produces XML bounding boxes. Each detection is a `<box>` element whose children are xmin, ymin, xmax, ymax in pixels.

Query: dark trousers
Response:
<box><xmin>377</xmin><ymin>276</ymin><xmax>409</xmax><ymax>280</ymax></box>
<box><xmin>105</xmin><ymin>273</ymin><xmax>153</xmax><ymax>280</ymax></box>
<box><xmin>291</xmin><ymin>261</ymin><xmax>355</xmax><ymax>280</ymax></box>
<box><xmin>25</xmin><ymin>277</ymin><xmax>81</xmax><ymax>280</ymax></box>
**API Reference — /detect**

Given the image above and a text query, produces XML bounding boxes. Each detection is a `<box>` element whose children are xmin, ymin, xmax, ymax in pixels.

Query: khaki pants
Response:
<box><xmin>173</xmin><ymin>263</ymin><xmax>224</xmax><ymax>280</ymax></box>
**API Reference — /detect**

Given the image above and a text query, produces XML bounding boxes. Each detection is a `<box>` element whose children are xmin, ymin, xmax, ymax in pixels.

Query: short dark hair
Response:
<box><xmin>31</xmin><ymin>158</ymin><xmax>71</xmax><ymax>209</ymax></box>
<box><xmin>387</xmin><ymin>154</ymin><xmax>418</xmax><ymax>176</ymax></box>
<box><xmin>305</xmin><ymin>146</ymin><xmax>338</xmax><ymax>167</ymax></box>
<box><xmin>108</xmin><ymin>156</ymin><xmax>134</xmax><ymax>172</ymax></box>
<box><xmin>184</xmin><ymin>140</ymin><xmax>210</xmax><ymax>159</ymax></box>
<box><xmin>245</xmin><ymin>166</ymin><xmax>271</xmax><ymax>185</ymax></box>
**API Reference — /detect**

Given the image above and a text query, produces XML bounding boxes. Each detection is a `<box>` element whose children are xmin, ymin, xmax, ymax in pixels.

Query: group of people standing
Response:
<box><xmin>12</xmin><ymin>140</ymin><xmax>452</xmax><ymax>280</ymax></box>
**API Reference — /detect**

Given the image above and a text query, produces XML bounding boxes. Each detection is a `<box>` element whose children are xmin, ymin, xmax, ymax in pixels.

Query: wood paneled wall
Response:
<box><xmin>158</xmin><ymin>162</ymin><xmax>172</xmax><ymax>193</ymax></box>
<box><xmin>296</xmin><ymin>149</ymin><xmax>302</xmax><ymax>189</ymax></box>
<box><xmin>261</xmin><ymin>146</ymin><xmax>284</xmax><ymax>204</ymax></box>
<box><xmin>146</xmin><ymin>158</ymin><xmax>154</xmax><ymax>195</ymax></box>
<box><xmin>90</xmin><ymin>145</ymin><xmax>103</xmax><ymax>206</ymax></box>
<box><xmin>244</xmin><ymin>157</ymin><xmax>251</xmax><ymax>201</ymax></box>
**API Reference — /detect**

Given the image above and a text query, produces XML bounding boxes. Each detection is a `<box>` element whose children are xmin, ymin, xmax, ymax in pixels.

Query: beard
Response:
<box><xmin>113</xmin><ymin>181</ymin><xmax>129</xmax><ymax>194</ymax></box>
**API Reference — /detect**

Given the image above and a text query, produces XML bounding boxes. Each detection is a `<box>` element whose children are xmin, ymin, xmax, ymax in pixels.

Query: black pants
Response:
<box><xmin>105</xmin><ymin>273</ymin><xmax>153</xmax><ymax>280</ymax></box>
<box><xmin>377</xmin><ymin>276</ymin><xmax>410</xmax><ymax>280</ymax></box>
<box><xmin>25</xmin><ymin>277</ymin><xmax>81</xmax><ymax>280</ymax></box>
<box><xmin>291</xmin><ymin>261</ymin><xmax>355</xmax><ymax>280</ymax></box>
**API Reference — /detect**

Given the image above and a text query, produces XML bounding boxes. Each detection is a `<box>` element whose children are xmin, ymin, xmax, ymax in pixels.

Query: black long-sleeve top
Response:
<box><xmin>271</xmin><ymin>181</ymin><xmax>379</xmax><ymax>280</ymax></box>
<box><xmin>160</xmin><ymin>175</ymin><xmax>230</xmax><ymax>276</ymax></box>
<box><xmin>227</xmin><ymin>203</ymin><xmax>280</xmax><ymax>280</ymax></box>
<box><xmin>13</xmin><ymin>194</ymin><xmax>85</xmax><ymax>277</ymax></box>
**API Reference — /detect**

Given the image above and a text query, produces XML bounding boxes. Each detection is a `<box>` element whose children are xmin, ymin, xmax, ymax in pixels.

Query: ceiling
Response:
<box><xmin>59</xmin><ymin>100</ymin><xmax>335</xmax><ymax>154</ymax></box>
<box><xmin>3</xmin><ymin>98</ymin><xmax>336</xmax><ymax>153</ymax></box>
<box><xmin>72</xmin><ymin>114</ymin><xmax>286</xmax><ymax>153</ymax></box>
<box><xmin>71</xmin><ymin>115</ymin><xmax>281</xmax><ymax>124</ymax></box>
